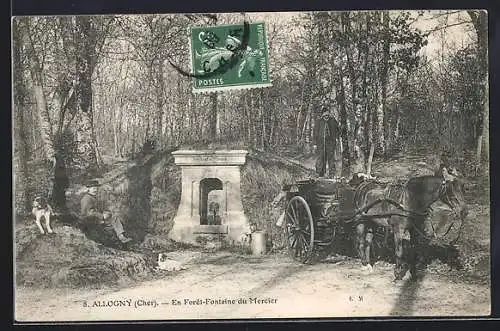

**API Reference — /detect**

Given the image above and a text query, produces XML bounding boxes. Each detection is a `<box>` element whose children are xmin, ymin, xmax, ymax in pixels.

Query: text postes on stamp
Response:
<box><xmin>190</xmin><ymin>22</ymin><xmax>272</xmax><ymax>93</ymax></box>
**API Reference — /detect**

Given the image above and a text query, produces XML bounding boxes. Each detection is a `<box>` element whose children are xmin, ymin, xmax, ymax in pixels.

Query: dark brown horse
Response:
<box><xmin>351</xmin><ymin>167</ymin><xmax>468</xmax><ymax>280</ymax></box>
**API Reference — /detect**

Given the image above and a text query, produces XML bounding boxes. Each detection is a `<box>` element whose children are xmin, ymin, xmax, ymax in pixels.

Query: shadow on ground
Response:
<box><xmin>244</xmin><ymin>264</ymin><xmax>306</xmax><ymax>296</ymax></box>
<box><xmin>389</xmin><ymin>274</ymin><xmax>425</xmax><ymax>316</ymax></box>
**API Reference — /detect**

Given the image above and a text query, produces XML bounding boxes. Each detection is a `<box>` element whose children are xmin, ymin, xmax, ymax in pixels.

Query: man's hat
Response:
<box><xmin>85</xmin><ymin>179</ymin><xmax>100</xmax><ymax>187</ymax></box>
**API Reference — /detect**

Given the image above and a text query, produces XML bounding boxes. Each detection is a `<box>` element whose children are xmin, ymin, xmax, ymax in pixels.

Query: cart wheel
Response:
<box><xmin>284</xmin><ymin>196</ymin><xmax>315</xmax><ymax>263</ymax></box>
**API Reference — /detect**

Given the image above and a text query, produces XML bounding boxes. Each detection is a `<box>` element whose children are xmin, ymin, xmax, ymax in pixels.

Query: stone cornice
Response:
<box><xmin>172</xmin><ymin>150</ymin><xmax>248</xmax><ymax>166</ymax></box>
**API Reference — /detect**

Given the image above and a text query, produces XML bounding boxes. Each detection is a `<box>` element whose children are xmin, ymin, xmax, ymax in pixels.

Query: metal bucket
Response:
<box><xmin>251</xmin><ymin>231</ymin><xmax>267</xmax><ymax>256</ymax></box>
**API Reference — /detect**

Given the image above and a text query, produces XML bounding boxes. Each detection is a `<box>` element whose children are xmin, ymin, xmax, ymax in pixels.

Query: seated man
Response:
<box><xmin>80</xmin><ymin>180</ymin><xmax>132</xmax><ymax>244</ymax></box>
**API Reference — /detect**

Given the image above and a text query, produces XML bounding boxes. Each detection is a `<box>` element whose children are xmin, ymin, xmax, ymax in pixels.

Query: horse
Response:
<box><xmin>351</xmin><ymin>167</ymin><xmax>468</xmax><ymax>280</ymax></box>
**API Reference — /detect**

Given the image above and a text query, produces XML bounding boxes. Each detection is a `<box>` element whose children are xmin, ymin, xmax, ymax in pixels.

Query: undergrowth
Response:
<box><xmin>14</xmin><ymin>145</ymin><xmax>490</xmax><ymax>288</ymax></box>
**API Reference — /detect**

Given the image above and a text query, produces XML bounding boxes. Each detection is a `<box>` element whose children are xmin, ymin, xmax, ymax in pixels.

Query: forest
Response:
<box><xmin>13</xmin><ymin>10</ymin><xmax>488</xmax><ymax>216</ymax></box>
<box><xmin>12</xmin><ymin>11</ymin><xmax>493</xmax><ymax>297</ymax></box>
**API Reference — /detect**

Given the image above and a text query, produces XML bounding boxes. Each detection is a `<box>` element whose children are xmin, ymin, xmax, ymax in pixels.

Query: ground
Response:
<box><xmin>15</xmin><ymin>250</ymin><xmax>490</xmax><ymax>321</ymax></box>
<box><xmin>14</xmin><ymin>148</ymin><xmax>491</xmax><ymax>320</ymax></box>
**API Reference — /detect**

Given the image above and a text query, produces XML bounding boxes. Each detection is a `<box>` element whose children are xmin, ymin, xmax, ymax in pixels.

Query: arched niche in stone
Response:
<box><xmin>200</xmin><ymin>178</ymin><xmax>224</xmax><ymax>225</ymax></box>
<box><xmin>168</xmin><ymin>150</ymin><xmax>249</xmax><ymax>245</ymax></box>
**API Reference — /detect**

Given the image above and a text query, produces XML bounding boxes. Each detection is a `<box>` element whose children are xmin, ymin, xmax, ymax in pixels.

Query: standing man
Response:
<box><xmin>80</xmin><ymin>180</ymin><xmax>132</xmax><ymax>245</ymax></box>
<box><xmin>313</xmin><ymin>107</ymin><xmax>340</xmax><ymax>178</ymax></box>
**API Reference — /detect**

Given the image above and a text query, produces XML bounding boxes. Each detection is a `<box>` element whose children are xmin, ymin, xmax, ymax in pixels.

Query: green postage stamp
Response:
<box><xmin>190</xmin><ymin>22</ymin><xmax>272</xmax><ymax>92</ymax></box>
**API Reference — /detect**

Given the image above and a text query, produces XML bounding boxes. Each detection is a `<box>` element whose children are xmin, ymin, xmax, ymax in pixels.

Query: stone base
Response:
<box><xmin>168</xmin><ymin>222</ymin><xmax>197</xmax><ymax>245</ymax></box>
<box><xmin>194</xmin><ymin>233</ymin><xmax>227</xmax><ymax>251</ymax></box>
<box><xmin>193</xmin><ymin>225</ymin><xmax>228</xmax><ymax>234</ymax></box>
<box><xmin>169</xmin><ymin>216</ymin><xmax>249</xmax><ymax>246</ymax></box>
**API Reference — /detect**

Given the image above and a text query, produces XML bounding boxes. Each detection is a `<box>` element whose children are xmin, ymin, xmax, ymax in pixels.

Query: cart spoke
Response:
<box><xmin>292</xmin><ymin>197</ymin><xmax>298</xmax><ymax>211</ymax></box>
<box><xmin>300</xmin><ymin>229</ymin><xmax>311</xmax><ymax>237</ymax></box>
<box><xmin>296</xmin><ymin>235</ymin><xmax>304</xmax><ymax>257</ymax></box>
<box><xmin>302</xmin><ymin>233</ymin><xmax>310</xmax><ymax>249</ymax></box>
<box><xmin>290</xmin><ymin>204</ymin><xmax>298</xmax><ymax>225</ymax></box>
<box><xmin>299</xmin><ymin>234</ymin><xmax>309</xmax><ymax>255</ymax></box>
<box><xmin>293</xmin><ymin>236</ymin><xmax>299</xmax><ymax>256</ymax></box>
<box><xmin>299</xmin><ymin>235</ymin><xmax>309</xmax><ymax>251</ymax></box>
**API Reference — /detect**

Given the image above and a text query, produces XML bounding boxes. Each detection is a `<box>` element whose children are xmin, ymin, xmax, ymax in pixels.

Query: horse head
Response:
<box><xmin>439</xmin><ymin>167</ymin><xmax>468</xmax><ymax>220</ymax></box>
<box><xmin>407</xmin><ymin>168</ymin><xmax>468</xmax><ymax>220</ymax></box>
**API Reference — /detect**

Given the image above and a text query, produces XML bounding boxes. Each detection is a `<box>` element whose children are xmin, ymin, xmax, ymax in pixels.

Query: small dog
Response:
<box><xmin>239</xmin><ymin>222</ymin><xmax>258</xmax><ymax>245</ymax></box>
<box><xmin>157</xmin><ymin>253</ymin><xmax>187</xmax><ymax>271</ymax></box>
<box><xmin>32</xmin><ymin>196</ymin><xmax>54</xmax><ymax>235</ymax></box>
<box><xmin>239</xmin><ymin>233</ymin><xmax>251</xmax><ymax>245</ymax></box>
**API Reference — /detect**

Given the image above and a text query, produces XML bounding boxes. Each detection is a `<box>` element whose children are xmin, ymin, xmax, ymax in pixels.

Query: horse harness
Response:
<box><xmin>350</xmin><ymin>178</ymin><xmax>462</xmax><ymax>243</ymax></box>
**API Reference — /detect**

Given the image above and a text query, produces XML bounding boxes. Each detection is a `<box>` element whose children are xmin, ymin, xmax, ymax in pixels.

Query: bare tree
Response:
<box><xmin>467</xmin><ymin>10</ymin><xmax>488</xmax><ymax>170</ymax></box>
<box><xmin>13</xmin><ymin>19</ymin><xmax>31</xmax><ymax>213</ymax></box>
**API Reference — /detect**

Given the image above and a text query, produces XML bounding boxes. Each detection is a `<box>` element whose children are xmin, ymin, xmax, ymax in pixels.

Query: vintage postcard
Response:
<box><xmin>12</xmin><ymin>10</ymin><xmax>490</xmax><ymax>322</ymax></box>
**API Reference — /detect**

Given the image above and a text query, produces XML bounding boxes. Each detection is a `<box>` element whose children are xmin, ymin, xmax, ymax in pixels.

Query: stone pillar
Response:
<box><xmin>169</xmin><ymin>150</ymin><xmax>249</xmax><ymax>245</ymax></box>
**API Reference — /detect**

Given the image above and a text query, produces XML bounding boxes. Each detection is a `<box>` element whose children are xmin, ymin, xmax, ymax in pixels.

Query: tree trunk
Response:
<box><xmin>365</xmin><ymin>90</ymin><xmax>375</xmax><ymax>171</ymax></box>
<box><xmin>366</xmin><ymin>143</ymin><xmax>375</xmax><ymax>176</ymax></box>
<box><xmin>305</xmin><ymin>110</ymin><xmax>313</xmax><ymax>147</ymax></box>
<box><xmin>341</xmin><ymin>12</ymin><xmax>359</xmax><ymax>156</ymax></box>
<box><xmin>361</xmin><ymin>16</ymin><xmax>371</xmax><ymax>160</ymax></box>
<box><xmin>261</xmin><ymin>89</ymin><xmax>267</xmax><ymax>150</ymax></box>
<box><xmin>22</xmin><ymin>22</ymin><xmax>56</xmax><ymax>164</ymax></box>
<box><xmin>155</xmin><ymin>61</ymin><xmax>165</xmax><ymax>146</ymax></box>
<box><xmin>13</xmin><ymin>19</ymin><xmax>31</xmax><ymax>214</ymax></box>
<box><xmin>338</xmin><ymin>71</ymin><xmax>351</xmax><ymax>177</ymax></box>
<box><xmin>468</xmin><ymin>11</ymin><xmax>489</xmax><ymax>171</ymax></box>
<box><xmin>270</xmin><ymin>108</ymin><xmax>277</xmax><ymax>147</ymax></box>
<box><xmin>375</xmin><ymin>89</ymin><xmax>385</xmax><ymax>155</ymax></box>
<box><xmin>21</xmin><ymin>19</ymin><xmax>71</xmax><ymax>211</ymax></box>
<box><xmin>113</xmin><ymin>109</ymin><xmax>120</xmax><ymax>156</ymax></box>
<box><xmin>209</xmin><ymin>92</ymin><xmax>218</xmax><ymax>141</ymax></box>
<box><xmin>114</xmin><ymin>60</ymin><xmax>128</xmax><ymax>155</ymax></box>
<box><xmin>381</xmin><ymin>11</ymin><xmax>391</xmax><ymax>155</ymax></box>
<box><xmin>245</xmin><ymin>94</ymin><xmax>251</xmax><ymax>144</ymax></box>
<box><xmin>251</xmin><ymin>93</ymin><xmax>258</xmax><ymax>147</ymax></box>
<box><xmin>296</xmin><ymin>80</ymin><xmax>307</xmax><ymax>144</ymax></box>
<box><xmin>302</xmin><ymin>106</ymin><xmax>313</xmax><ymax>147</ymax></box>
<box><xmin>74</xmin><ymin>16</ymin><xmax>99</xmax><ymax>174</ymax></box>
<box><xmin>131</xmin><ymin>106</ymin><xmax>138</xmax><ymax>154</ymax></box>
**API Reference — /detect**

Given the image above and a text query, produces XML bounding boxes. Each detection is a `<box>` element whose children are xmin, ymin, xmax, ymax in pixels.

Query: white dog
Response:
<box><xmin>239</xmin><ymin>232</ymin><xmax>252</xmax><ymax>245</ymax></box>
<box><xmin>238</xmin><ymin>222</ymin><xmax>259</xmax><ymax>246</ymax></box>
<box><xmin>157</xmin><ymin>253</ymin><xmax>187</xmax><ymax>272</ymax></box>
<box><xmin>32</xmin><ymin>196</ymin><xmax>54</xmax><ymax>235</ymax></box>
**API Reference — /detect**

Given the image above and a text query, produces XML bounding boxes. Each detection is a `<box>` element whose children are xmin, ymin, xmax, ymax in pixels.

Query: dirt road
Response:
<box><xmin>15</xmin><ymin>251</ymin><xmax>490</xmax><ymax>322</ymax></box>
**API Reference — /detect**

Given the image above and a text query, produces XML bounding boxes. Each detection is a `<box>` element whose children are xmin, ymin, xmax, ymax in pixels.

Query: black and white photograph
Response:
<box><xmin>12</xmin><ymin>10</ymin><xmax>491</xmax><ymax>321</ymax></box>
